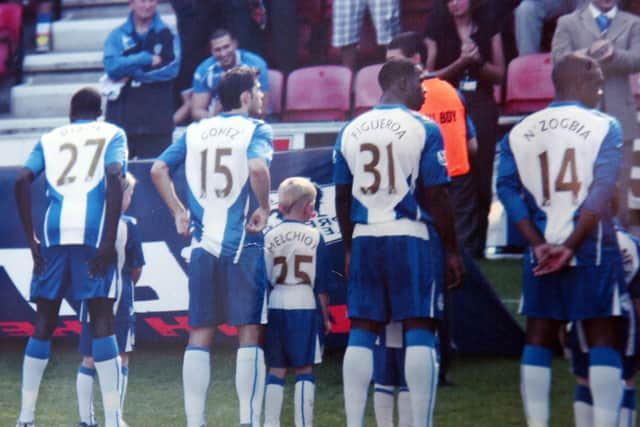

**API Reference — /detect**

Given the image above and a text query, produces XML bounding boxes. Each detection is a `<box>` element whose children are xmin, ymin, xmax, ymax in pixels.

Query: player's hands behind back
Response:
<box><xmin>445</xmin><ymin>252</ymin><xmax>464</xmax><ymax>290</ymax></box>
<box><xmin>533</xmin><ymin>244</ymin><xmax>574</xmax><ymax>276</ymax></box>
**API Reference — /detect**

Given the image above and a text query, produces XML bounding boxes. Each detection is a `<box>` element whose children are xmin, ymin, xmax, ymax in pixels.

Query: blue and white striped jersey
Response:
<box><xmin>333</xmin><ymin>104</ymin><xmax>449</xmax><ymax>239</ymax></box>
<box><xmin>24</xmin><ymin>120</ymin><xmax>128</xmax><ymax>248</ymax></box>
<box><xmin>616</xmin><ymin>226</ymin><xmax>640</xmax><ymax>298</ymax></box>
<box><xmin>497</xmin><ymin>101</ymin><xmax>623</xmax><ymax>265</ymax></box>
<box><xmin>264</xmin><ymin>220</ymin><xmax>328</xmax><ymax>310</ymax></box>
<box><xmin>159</xmin><ymin>113</ymin><xmax>273</xmax><ymax>259</ymax></box>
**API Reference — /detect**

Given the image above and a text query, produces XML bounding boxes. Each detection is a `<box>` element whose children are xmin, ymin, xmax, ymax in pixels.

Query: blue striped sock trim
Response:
<box><xmin>374</xmin><ymin>387</ymin><xmax>394</xmax><ymax>396</ymax></box>
<box><xmin>623</xmin><ymin>388</ymin><xmax>636</xmax><ymax>409</ymax></box>
<box><xmin>296</xmin><ymin>374</ymin><xmax>315</xmax><ymax>384</ymax></box>
<box><xmin>185</xmin><ymin>345</ymin><xmax>209</xmax><ymax>353</ymax></box>
<box><xmin>399</xmin><ymin>386</ymin><xmax>409</xmax><ymax>392</ymax></box>
<box><xmin>26</xmin><ymin>337</ymin><xmax>50</xmax><ymax>359</ymax></box>
<box><xmin>267</xmin><ymin>374</ymin><xmax>285</xmax><ymax>386</ymax></box>
<box><xmin>405</xmin><ymin>329</ymin><xmax>436</xmax><ymax>347</ymax></box>
<box><xmin>348</xmin><ymin>329</ymin><xmax>376</xmax><ymax>348</ymax></box>
<box><xmin>122</xmin><ymin>365</ymin><xmax>129</xmax><ymax>376</ymax></box>
<box><xmin>522</xmin><ymin>345</ymin><xmax>552</xmax><ymax>367</ymax></box>
<box><xmin>574</xmin><ymin>384</ymin><xmax>592</xmax><ymax>405</ymax></box>
<box><xmin>78</xmin><ymin>364</ymin><xmax>97</xmax><ymax>377</ymax></box>
<box><xmin>92</xmin><ymin>336</ymin><xmax>118</xmax><ymax>362</ymax></box>
<box><xmin>249</xmin><ymin>346</ymin><xmax>261</xmax><ymax>427</ymax></box>
<box><xmin>590</xmin><ymin>346</ymin><xmax>622</xmax><ymax>368</ymax></box>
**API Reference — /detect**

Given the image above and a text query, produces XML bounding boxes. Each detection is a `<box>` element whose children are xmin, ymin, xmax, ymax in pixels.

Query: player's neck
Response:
<box><xmin>380</xmin><ymin>92</ymin><xmax>406</xmax><ymax>106</ymax></box>
<box><xmin>282</xmin><ymin>211</ymin><xmax>307</xmax><ymax>222</ymax></box>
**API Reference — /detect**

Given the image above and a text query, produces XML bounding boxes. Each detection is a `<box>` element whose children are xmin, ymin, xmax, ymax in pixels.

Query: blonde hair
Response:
<box><xmin>278</xmin><ymin>177</ymin><xmax>317</xmax><ymax>214</ymax></box>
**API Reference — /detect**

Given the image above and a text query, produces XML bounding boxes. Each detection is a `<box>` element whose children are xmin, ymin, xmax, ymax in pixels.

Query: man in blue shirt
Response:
<box><xmin>103</xmin><ymin>0</ymin><xmax>180</xmax><ymax>159</ymax></box>
<box><xmin>191</xmin><ymin>28</ymin><xmax>269</xmax><ymax>121</ymax></box>
<box><xmin>151</xmin><ymin>66</ymin><xmax>272</xmax><ymax>427</ymax></box>
<box><xmin>497</xmin><ymin>53</ymin><xmax>626</xmax><ymax>427</ymax></box>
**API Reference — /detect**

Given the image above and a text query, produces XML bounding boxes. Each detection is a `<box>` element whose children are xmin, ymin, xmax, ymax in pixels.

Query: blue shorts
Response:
<box><xmin>348</xmin><ymin>235</ymin><xmax>444</xmax><ymax>322</ymax></box>
<box><xmin>521</xmin><ymin>253</ymin><xmax>626</xmax><ymax>321</ymax></box>
<box><xmin>265</xmin><ymin>308</ymin><xmax>322</xmax><ymax>368</ymax></box>
<box><xmin>31</xmin><ymin>245</ymin><xmax>118</xmax><ymax>302</ymax></box>
<box><xmin>374</xmin><ymin>345</ymin><xmax>407</xmax><ymax>388</ymax></box>
<box><xmin>188</xmin><ymin>246</ymin><xmax>268</xmax><ymax>327</ymax></box>
<box><xmin>78</xmin><ymin>280</ymin><xmax>135</xmax><ymax>355</ymax></box>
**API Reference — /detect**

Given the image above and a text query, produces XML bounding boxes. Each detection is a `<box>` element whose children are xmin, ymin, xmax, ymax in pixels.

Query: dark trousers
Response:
<box><xmin>449</xmin><ymin>172</ymin><xmax>481</xmax><ymax>257</ymax></box>
<box><xmin>128</xmin><ymin>133</ymin><xmax>173</xmax><ymax>160</ymax></box>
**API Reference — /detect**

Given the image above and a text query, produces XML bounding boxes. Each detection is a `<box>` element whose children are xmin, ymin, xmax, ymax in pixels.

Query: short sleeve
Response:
<box><xmin>314</xmin><ymin>235</ymin><xmax>329</xmax><ymax>295</ymax></box>
<box><xmin>104</xmin><ymin>129</ymin><xmax>128</xmax><ymax>174</ymax></box>
<box><xmin>248</xmin><ymin>122</ymin><xmax>274</xmax><ymax>166</ymax></box>
<box><xmin>125</xmin><ymin>220</ymin><xmax>145</xmax><ymax>269</ymax></box>
<box><xmin>333</xmin><ymin>128</ymin><xmax>353</xmax><ymax>185</ymax></box>
<box><xmin>158</xmin><ymin>132</ymin><xmax>187</xmax><ymax>170</ymax></box>
<box><xmin>24</xmin><ymin>142</ymin><xmax>45</xmax><ymax>176</ymax></box>
<box><xmin>192</xmin><ymin>61</ymin><xmax>210</xmax><ymax>94</ymax></box>
<box><xmin>418</xmin><ymin>120</ymin><xmax>450</xmax><ymax>187</ymax></box>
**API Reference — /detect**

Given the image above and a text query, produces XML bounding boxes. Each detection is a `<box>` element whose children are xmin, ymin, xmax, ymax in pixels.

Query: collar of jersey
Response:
<box><xmin>548</xmin><ymin>100</ymin><xmax>588</xmax><ymax>109</ymax></box>
<box><xmin>72</xmin><ymin>119</ymin><xmax>94</xmax><ymax>124</ymax></box>
<box><xmin>218</xmin><ymin>112</ymin><xmax>248</xmax><ymax>118</ymax></box>
<box><xmin>374</xmin><ymin>104</ymin><xmax>409</xmax><ymax>111</ymax></box>
<box><xmin>281</xmin><ymin>218</ymin><xmax>306</xmax><ymax>224</ymax></box>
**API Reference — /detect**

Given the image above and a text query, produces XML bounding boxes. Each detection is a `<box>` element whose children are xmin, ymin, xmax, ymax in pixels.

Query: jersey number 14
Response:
<box><xmin>538</xmin><ymin>148</ymin><xmax>582</xmax><ymax>206</ymax></box>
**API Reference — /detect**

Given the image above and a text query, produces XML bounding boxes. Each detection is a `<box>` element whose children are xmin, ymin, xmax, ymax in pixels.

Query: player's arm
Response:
<box><xmin>419</xmin><ymin>121</ymin><xmax>463</xmax><ymax>288</ymax></box>
<box><xmin>89</xmin><ymin>162</ymin><xmax>124</xmax><ymax>277</ymax></box>
<box><xmin>333</xmin><ymin>132</ymin><xmax>354</xmax><ymax>279</ymax></box>
<box><xmin>150</xmin><ymin>134</ymin><xmax>190</xmax><ymax>235</ymax></box>
<box><xmin>15</xmin><ymin>166</ymin><xmax>45</xmax><ymax>274</ymax></box>
<box><xmin>126</xmin><ymin>220</ymin><xmax>145</xmax><ymax>285</ymax></box>
<box><xmin>191</xmin><ymin>92</ymin><xmax>213</xmax><ymax>120</ymax></box>
<box><xmin>246</xmin><ymin>123</ymin><xmax>273</xmax><ymax>233</ymax></box>
<box><xmin>314</xmin><ymin>235</ymin><xmax>332</xmax><ymax>334</ymax></box>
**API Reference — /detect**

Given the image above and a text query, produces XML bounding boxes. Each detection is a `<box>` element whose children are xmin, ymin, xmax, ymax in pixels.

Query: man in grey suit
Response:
<box><xmin>552</xmin><ymin>0</ymin><xmax>640</xmax><ymax>227</ymax></box>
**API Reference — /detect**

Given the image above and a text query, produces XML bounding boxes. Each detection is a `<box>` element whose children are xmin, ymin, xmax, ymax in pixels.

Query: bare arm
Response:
<box><xmin>317</xmin><ymin>292</ymin><xmax>332</xmax><ymax>335</ymax></box>
<box><xmin>131</xmin><ymin>267</ymin><xmax>142</xmax><ymax>285</ymax></box>
<box><xmin>476</xmin><ymin>33</ymin><xmax>505</xmax><ymax>85</ymax></box>
<box><xmin>425</xmin><ymin>36</ymin><xmax>475</xmax><ymax>81</ymax></box>
<box><xmin>423</xmin><ymin>184</ymin><xmax>464</xmax><ymax>288</ymax></box>
<box><xmin>191</xmin><ymin>92</ymin><xmax>213</xmax><ymax>121</ymax></box>
<box><xmin>15</xmin><ymin>168</ymin><xmax>44</xmax><ymax>273</ymax></box>
<box><xmin>246</xmin><ymin>158</ymin><xmax>271</xmax><ymax>233</ymax></box>
<box><xmin>150</xmin><ymin>160</ymin><xmax>190</xmax><ymax>235</ymax></box>
<box><xmin>335</xmin><ymin>183</ymin><xmax>353</xmax><ymax>279</ymax></box>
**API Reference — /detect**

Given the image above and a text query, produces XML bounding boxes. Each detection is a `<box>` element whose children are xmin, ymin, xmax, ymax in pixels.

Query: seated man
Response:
<box><xmin>191</xmin><ymin>28</ymin><xmax>269</xmax><ymax>120</ymax></box>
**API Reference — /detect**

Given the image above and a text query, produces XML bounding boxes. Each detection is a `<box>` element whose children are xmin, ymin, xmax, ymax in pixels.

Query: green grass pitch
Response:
<box><xmin>0</xmin><ymin>259</ymin><xmax>629</xmax><ymax>426</ymax></box>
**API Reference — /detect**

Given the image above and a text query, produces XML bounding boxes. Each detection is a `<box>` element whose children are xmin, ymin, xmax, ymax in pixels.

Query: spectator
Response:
<box><xmin>103</xmin><ymin>0</ymin><xmax>180</xmax><ymax>159</ymax></box>
<box><xmin>552</xmin><ymin>0</ymin><xmax>640</xmax><ymax>228</ymax></box>
<box><xmin>425</xmin><ymin>0</ymin><xmax>505</xmax><ymax>258</ymax></box>
<box><xmin>515</xmin><ymin>0</ymin><xmax>586</xmax><ymax>55</ymax></box>
<box><xmin>266</xmin><ymin>0</ymin><xmax>298</xmax><ymax>73</ymax></box>
<box><xmin>191</xmin><ymin>28</ymin><xmax>269</xmax><ymax>121</ymax></box>
<box><xmin>332</xmin><ymin>0</ymin><xmax>401</xmax><ymax>70</ymax></box>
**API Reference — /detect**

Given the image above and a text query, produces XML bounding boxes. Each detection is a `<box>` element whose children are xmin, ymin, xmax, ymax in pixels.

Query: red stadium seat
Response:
<box><xmin>283</xmin><ymin>65</ymin><xmax>353</xmax><ymax>121</ymax></box>
<box><xmin>631</xmin><ymin>73</ymin><xmax>640</xmax><ymax>110</ymax></box>
<box><xmin>267</xmin><ymin>69</ymin><xmax>284</xmax><ymax>115</ymax></box>
<box><xmin>504</xmin><ymin>53</ymin><xmax>555</xmax><ymax>114</ymax></box>
<box><xmin>353</xmin><ymin>63</ymin><xmax>383</xmax><ymax>116</ymax></box>
<box><xmin>0</xmin><ymin>3</ymin><xmax>22</xmax><ymax>79</ymax></box>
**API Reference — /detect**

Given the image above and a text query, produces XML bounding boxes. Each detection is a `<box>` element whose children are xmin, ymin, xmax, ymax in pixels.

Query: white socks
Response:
<box><xmin>183</xmin><ymin>346</ymin><xmax>210</xmax><ymax>427</ymax></box>
<box><xmin>404</xmin><ymin>330</ymin><xmax>438</xmax><ymax>427</ymax></box>
<box><xmin>294</xmin><ymin>374</ymin><xmax>315</xmax><ymax>427</ymax></box>
<box><xmin>77</xmin><ymin>364</ymin><xmax>97</xmax><ymax>425</ymax></box>
<box><xmin>373</xmin><ymin>384</ymin><xmax>394</xmax><ymax>427</ymax></box>
<box><xmin>343</xmin><ymin>329</ymin><xmax>376</xmax><ymax>427</ymax></box>
<box><xmin>521</xmin><ymin>345</ymin><xmax>552</xmax><ymax>427</ymax></box>
<box><xmin>18</xmin><ymin>338</ymin><xmax>50</xmax><ymax>423</ymax></box>
<box><xmin>397</xmin><ymin>388</ymin><xmax>412</xmax><ymax>427</ymax></box>
<box><xmin>589</xmin><ymin>347</ymin><xmax>623</xmax><ymax>427</ymax></box>
<box><xmin>120</xmin><ymin>364</ymin><xmax>129</xmax><ymax>417</ymax></box>
<box><xmin>236</xmin><ymin>346</ymin><xmax>265</xmax><ymax>426</ymax></box>
<box><xmin>574</xmin><ymin>383</ymin><xmax>593</xmax><ymax>427</ymax></box>
<box><xmin>264</xmin><ymin>375</ymin><xmax>285</xmax><ymax>427</ymax></box>
<box><xmin>92</xmin><ymin>336</ymin><xmax>121</xmax><ymax>427</ymax></box>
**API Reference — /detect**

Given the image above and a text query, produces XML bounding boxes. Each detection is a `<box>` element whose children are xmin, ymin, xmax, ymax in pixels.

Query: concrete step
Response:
<box><xmin>11</xmin><ymin>81</ymin><xmax>101</xmax><ymax>118</ymax></box>
<box><xmin>61</xmin><ymin>2</ymin><xmax>174</xmax><ymax>20</ymax></box>
<box><xmin>23</xmin><ymin>51</ymin><xmax>103</xmax><ymax>74</ymax></box>
<box><xmin>51</xmin><ymin>14</ymin><xmax>176</xmax><ymax>52</ymax></box>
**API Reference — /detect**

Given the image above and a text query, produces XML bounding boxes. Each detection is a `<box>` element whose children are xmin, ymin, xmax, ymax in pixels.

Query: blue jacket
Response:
<box><xmin>104</xmin><ymin>12</ymin><xmax>180</xmax><ymax>135</ymax></box>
